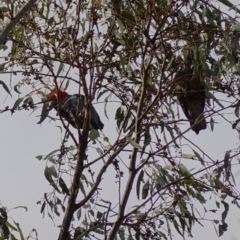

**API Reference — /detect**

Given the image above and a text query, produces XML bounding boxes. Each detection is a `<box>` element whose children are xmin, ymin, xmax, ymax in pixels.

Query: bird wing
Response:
<box><xmin>66</xmin><ymin>94</ymin><xmax>104</xmax><ymax>130</ymax></box>
<box><xmin>61</xmin><ymin>94</ymin><xmax>85</xmax><ymax>128</ymax></box>
<box><xmin>175</xmin><ymin>68</ymin><xmax>206</xmax><ymax>134</ymax></box>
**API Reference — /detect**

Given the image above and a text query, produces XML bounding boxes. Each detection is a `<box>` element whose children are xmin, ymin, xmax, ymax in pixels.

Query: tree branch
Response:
<box><xmin>57</xmin><ymin>127</ymin><xmax>89</xmax><ymax>240</ymax></box>
<box><xmin>107</xmin><ymin>41</ymin><xmax>152</xmax><ymax>240</ymax></box>
<box><xmin>74</xmin><ymin>142</ymin><xmax>128</xmax><ymax>211</ymax></box>
<box><xmin>0</xmin><ymin>0</ymin><xmax>38</xmax><ymax>45</ymax></box>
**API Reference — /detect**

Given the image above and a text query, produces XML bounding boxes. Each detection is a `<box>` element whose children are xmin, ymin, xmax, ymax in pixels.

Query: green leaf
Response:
<box><xmin>44</xmin><ymin>149</ymin><xmax>59</xmax><ymax>160</ymax></box>
<box><xmin>82</xmin><ymin>204</ymin><xmax>90</xmax><ymax>209</ymax></box>
<box><xmin>224</xmin><ymin>150</ymin><xmax>231</xmax><ymax>176</ymax></box>
<box><xmin>57</xmin><ymin>62</ymin><xmax>64</xmax><ymax>76</ymax></box>
<box><xmin>116</xmin><ymin>18</ymin><xmax>124</xmax><ymax>33</ymax></box>
<box><xmin>43</xmin><ymin>195</ymin><xmax>51</xmax><ymax>207</ymax></box>
<box><xmin>104</xmin><ymin>96</ymin><xmax>109</xmax><ymax>120</ymax></box>
<box><xmin>219</xmin><ymin>222</ymin><xmax>228</xmax><ymax>237</ymax></box>
<box><xmin>12</xmin><ymin>97</ymin><xmax>24</xmax><ymax>110</ymax></box>
<box><xmin>96</xmin><ymin>148</ymin><xmax>103</xmax><ymax>157</ymax></box>
<box><xmin>221</xmin><ymin>201</ymin><xmax>229</xmax><ymax>222</ymax></box>
<box><xmin>64</xmin><ymin>79</ymin><xmax>70</xmax><ymax>91</ymax></box>
<box><xmin>115</xmin><ymin>106</ymin><xmax>124</xmax><ymax>128</ymax></box>
<box><xmin>192</xmin><ymin>149</ymin><xmax>204</xmax><ymax>165</ymax></box>
<box><xmin>103</xmin><ymin>136</ymin><xmax>109</xmax><ymax>142</ymax></box>
<box><xmin>60</xmin><ymin>204</ymin><xmax>65</xmax><ymax>213</ymax></box>
<box><xmin>96</xmin><ymin>211</ymin><xmax>103</xmax><ymax>219</ymax></box>
<box><xmin>5</xmin><ymin>221</ymin><xmax>18</xmax><ymax>231</ymax></box>
<box><xmin>13</xmin><ymin>221</ymin><xmax>24</xmax><ymax>240</ymax></box>
<box><xmin>224</xmin><ymin>150</ymin><xmax>231</xmax><ymax>162</ymax></box>
<box><xmin>48</xmin><ymin>17</ymin><xmax>55</xmax><ymax>25</ymax></box>
<box><xmin>37</xmin><ymin>102</ymin><xmax>50</xmax><ymax>124</ymax></box>
<box><xmin>127</xmin><ymin>227</ymin><xmax>134</xmax><ymax>240</ymax></box>
<box><xmin>40</xmin><ymin>202</ymin><xmax>46</xmax><ymax>214</ymax></box>
<box><xmin>234</xmin><ymin>106</ymin><xmax>239</xmax><ymax>118</ymax></box>
<box><xmin>127</xmin><ymin>137</ymin><xmax>142</xmax><ymax>150</ymax></box>
<box><xmin>92</xmin><ymin>228</ymin><xmax>104</xmax><ymax>235</ymax></box>
<box><xmin>74</xmin><ymin>227</ymin><xmax>82</xmax><ymax>239</ymax></box>
<box><xmin>136</xmin><ymin>170</ymin><xmax>144</xmax><ymax>200</ymax></box>
<box><xmin>156</xmin><ymin>174</ymin><xmax>167</xmax><ymax>189</ymax></box>
<box><xmin>195</xmin><ymin>191</ymin><xmax>206</xmax><ymax>204</ymax></box>
<box><xmin>48</xmin><ymin>157</ymin><xmax>56</xmax><ymax>164</ymax></box>
<box><xmin>0</xmin><ymin>63</ymin><xmax>5</xmax><ymax>71</ymax></box>
<box><xmin>2</xmin><ymin>224</ymin><xmax>10</xmax><ymax>239</ymax></box>
<box><xmin>54</xmin><ymin>206</ymin><xmax>60</xmax><ymax>216</ymax></box>
<box><xmin>179</xmin><ymin>164</ymin><xmax>191</xmax><ymax>177</ymax></box>
<box><xmin>172</xmin><ymin>216</ymin><xmax>184</xmax><ymax>237</ymax></box>
<box><xmin>207</xmin><ymin>92</ymin><xmax>224</xmax><ymax>108</ymax></box>
<box><xmin>89</xmin><ymin>129</ymin><xmax>100</xmax><ymax>141</ymax></box>
<box><xmin>0</xmin><ymin>7</ymin><xmax>9</xmax><ymax>12</ymax></box>
<box><xmin>0</xmin><ymin>80</ymin><xmax>11</xmax><ymax>96</ymax></box>
<box><xmin>88</xmin><ymin>210</ymin><xmax>94</xmax><ymax>217</ymax></box>
<box><xmin>97</xmin><ymin>90</ymin><xmax>109</xmax><ymax>101</ymax></box>
<box><xmin>114</xmin><ymin>32</ymin><xmax>126</xmax><ymax>45</ymax></box>
<box><xmin>118</xmin><ymin>227</ymin><xmax>125</xmax><ymax>240</ymax></box>
<box><xmin>79</xmin><ymin>181</ymin><xmax>86</xmax><ymax>197</ymax></box>
<box><xmin>76</xmin><ymin>208</ymin><xmax>81</xmax><ymax>220</ymax></box>
<box><xmin>10</xmin><ymin>233</ymin><xmax>17</xmax><ymax>240</ymax></box>
<box><xmin>44</xmin><ymin>166</ymin><xmax>60</xmax><ymax>193</ymax></box>
<box><xmin>56</xmin><ymin>197</ymin><xmax>61</xmax><ymax>205</ymax></box>
<box><xmin>217</xmin><ymin>0</ymin><xmax>240</xmax><ymax>14</ymax></box>
<box><xmin>210</xmin><ymin>117</ymin><xmax>214</xmax><ymax>132</ymax></box>
<box><xmin>166</xmin><ymin>126</ymin><xmax>179</xmax><ymax>148</ymax></box>
<box><xmin>202</xmin><ymin>8</ymin><xmax>214</xmax><ymax>22</ymax></box>
<box><xmin>23</xmin><ymin>96</ymin><xmax>33</xmax><ymax>105</ymax></box>
<box><xmin>112</xmin><ymin>0</ymin><xmax>121</xmax><ymax>11</ymax></box>
<box><xmin>47</xmin><ymin>212</ymin><xmax>54</xmax><ymax>223</ymax></box>
<box><xmin>142</xmin><ymin>180</ymin><xmax>149</xmax><ymax>199</ymax></box>
<box><xmin>48</xmin><ymin>165</ymin><xmax>58</xmax><ymax>178</ymax></box>
<box><xmin>59</xmin><ymin>177</ymin><xmax>70</xmax><ymax>196</ymax></box>
<box><xmin>36</xmin><ymin>155</ymin><xmax>43</xmax><ymax>161</ymax></box>
<box><xmin>182</xmin><ymin>154</ymin><xmax>195</xmax><ymax>160</ymax></box>
<box><xmin>156</xmin><ymin>230</ymin><xmax>167</xmax><ymax>240</ymax></box>
<box><xmin>121</xmin><ymin>10</ymin><xmax>135</xmax><ymax>24</ymax></box>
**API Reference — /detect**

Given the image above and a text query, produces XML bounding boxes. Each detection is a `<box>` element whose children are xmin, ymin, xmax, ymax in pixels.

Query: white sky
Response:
<box><xmin>1</xmin><ymin>1</ymin><xmax>240</xmax><ymax>240</ymax></box>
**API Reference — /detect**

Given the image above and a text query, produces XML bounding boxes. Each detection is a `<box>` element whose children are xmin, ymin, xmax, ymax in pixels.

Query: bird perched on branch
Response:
<box><xmin>48</xmin><ymin>88</ymin><xmax>104</xmax><ymax>130</ymax></box>
<box><xmin>174</xmin><ymin>55</ymin><xmax>207</xmax><ymax>134</ymax></box>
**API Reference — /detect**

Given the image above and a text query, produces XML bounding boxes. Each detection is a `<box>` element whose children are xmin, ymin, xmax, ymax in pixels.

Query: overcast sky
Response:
<box><xmin>1</xmin><ymin>1</ymin><xmax>240</xmax><ymax>240</ymax></box>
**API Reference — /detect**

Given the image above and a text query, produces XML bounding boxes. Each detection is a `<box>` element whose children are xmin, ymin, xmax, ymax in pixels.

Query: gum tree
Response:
<box><xmin>0</xmin><ymin>0</ymin><xmax>240</xmax><ymax>239</ymax></box>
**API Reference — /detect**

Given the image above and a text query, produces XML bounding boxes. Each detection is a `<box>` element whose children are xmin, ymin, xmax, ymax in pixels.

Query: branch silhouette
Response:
<box><xmin>0</xmin><ymin>0</ymin><xmax>38</xmax><ymax>45</ymax></box>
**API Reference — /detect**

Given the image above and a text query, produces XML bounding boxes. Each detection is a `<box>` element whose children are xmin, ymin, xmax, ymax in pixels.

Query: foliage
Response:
<box><xmin>0</xmin><ymin>204</ymin><xmax>29</xmax><ymax>240</ymax></box>
<box><xmin>1</xmin><ymin>0</ymin><xmax>240</xmax><ymax>239</ymax></box>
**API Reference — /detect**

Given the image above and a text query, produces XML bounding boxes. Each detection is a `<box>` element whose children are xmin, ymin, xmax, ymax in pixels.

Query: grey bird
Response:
<box><xmin>174</xmin><ymin>56</ymin><xmax>206</xmax><ymax>134</ymax></box>
<box><xmin>48</xmin><ymin>88</ymin><xmax>104</xmax><ymax>130</ymax></box>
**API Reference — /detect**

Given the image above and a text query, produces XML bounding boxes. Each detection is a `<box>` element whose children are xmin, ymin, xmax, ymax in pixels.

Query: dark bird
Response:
<box><xmin>174</xmin><ymin>57</ymin><xmax>206</xmax><ymax>134</ymax></box>
<box><xmin>48</xmin><ymin>88</ymin><xmax>104</xmax><ymax>130</ymax></box>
